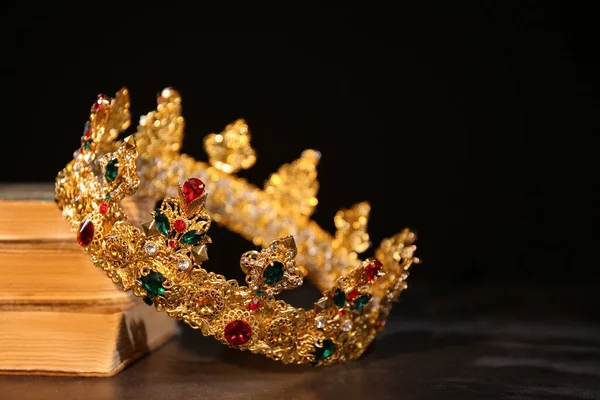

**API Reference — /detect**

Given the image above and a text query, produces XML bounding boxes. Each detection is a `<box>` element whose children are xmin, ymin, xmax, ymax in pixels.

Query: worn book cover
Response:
<box><xmin>0</xmin><ymin>183</ymin><xmax>176</xmax><ymax>376</ymax></box>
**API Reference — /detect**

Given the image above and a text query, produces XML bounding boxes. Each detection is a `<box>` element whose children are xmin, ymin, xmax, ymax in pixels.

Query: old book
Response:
<box><xmin>0</xmin><ymin>183</ymin><xmax>176</xmax><ymax>376</ymax></box>
<box><xmin>0</xmin><ymin>183</ymin><xmax>154</xmax><ymax>242</ymax></box>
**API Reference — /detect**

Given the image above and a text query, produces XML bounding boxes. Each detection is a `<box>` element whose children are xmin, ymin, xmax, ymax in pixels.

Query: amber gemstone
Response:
<box><xmin>198</xmin><ymin>295</ymin><xmax>218</xmax><ymax>316</ymax></box>
<box><xmin>182</xmin><ymin>178</ymin><xmax>205</xmax><ymax>205</ymax></box>
<box><xmin>224</xmin><ymin>320</ymin><xmax>252</xmax><ymax>346</ymax></box>
<box><xmin>105</xmin><ymin>241</ymin><xmax>123</xmax><ymax>261</ymax></box>
<box><xmin>77</xmin><ymin>220</ymin><xmax>94</xmax><ymax>247</ymax></box>
<box><xmin>271</xmin><ymin>325</ymin><xmax>293</xmax><ymax>344</ymax></box>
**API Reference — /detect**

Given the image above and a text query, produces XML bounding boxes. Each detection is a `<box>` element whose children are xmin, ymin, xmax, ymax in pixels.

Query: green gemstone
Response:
<box><xmin>105</xmin><ymin>158</ymin><xmax>119</xmax><ymax>182</ymax></box>
<box><xmin>352</xmin><ymin>294</ymin><xmax>372</xmax><ymax>310</ymax></box>
<box><xmin>333</xmin><ymin>288</ymin><xmax>346</xmax><ymax>308</ymax></box>
<box><xmin>180</xmin><ymin>230</ymin><xmax>204</xmax><ymax>245</ymax></box>
<box><xmin>263</xmin><ymin>261</ymin><xmax>284</xmax><ymax>284</ymax></box>
<box><xmin>154</xmin><ymin>212</ymin><xmax>170</xmax><ymax>236</ymax></box>
<box><xmin>314</xmin><ymin>340</ymin><xmax>336</xmax><ymax>360</ymax></box>
<box><xmin>140</xmin><ymin>270</ymin><xmax>166</xmax><ymax>297</ymax></box>
<box><xmin>83</xmin><ymin>139</ymin><xmax>92</xmax><ymax>151</ymax></box>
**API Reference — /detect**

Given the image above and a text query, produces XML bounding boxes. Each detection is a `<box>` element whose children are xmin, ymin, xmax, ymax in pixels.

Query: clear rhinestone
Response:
<box><xmin>315</xmin><ymin>316</ymin><xmax>326</xmax><ymax>329</ymax></box>
<box><xmin>266</xmin><ymin>289</ymin><xmax>273</xmax><ymax>296</ymax></box>
<box><xmin>286</xmin><ymin>251</ymin><xmax>294</xmax><ymax>259</ymax></box>
<box><xmin>252</xmin><ymin>285</ymin><xmax>259</xmax><ymax>291</ymax></box>
<box><xmin>144</xmin><ymin>242</ymin><xmax>157</xmax><ymax>256</ymax></box>
<box><xmin>83</xmin><ymin>152</ymin><xmax>94</xmax><ymax>164</ymax></box>
<box><xmin>64</xmin><ymin>206</ymin><xmax>74</xmax><ymax>218</ymax></box>
<box><xmin>177</xmin><ymin>258</ymin><xmax>191</xmax><ymax>271</ymax></box>
<box><xmin>341</xmin><ymin>319</ymin><xmax>353</xmax><ymax>332</ymax></box>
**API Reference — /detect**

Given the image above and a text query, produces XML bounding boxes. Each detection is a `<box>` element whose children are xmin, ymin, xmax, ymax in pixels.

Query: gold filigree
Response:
<box><xmin>334</xmin><ymin>201</ymin><xmax>371</xmax><ymax>254</ymax></box>
<box><xmin>204</xmin><ymin>118</ymin><xmax>256</xmax><ymax>173</ymax></box>
<box><xmin>240</xmin><ymin>236</ymin><xmax>304</xmax><ymax>295</ymax></box>
<box><xmin>264</xmin><ymin>149</ymin><xmax>320</xmax><ymax>217</ymax></box>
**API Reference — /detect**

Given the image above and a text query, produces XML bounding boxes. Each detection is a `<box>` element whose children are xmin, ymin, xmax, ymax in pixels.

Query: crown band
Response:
<box><xmin>54</xmin><ymin>87</ymin><xmax>419</xmax><ymax>366</ymax></box>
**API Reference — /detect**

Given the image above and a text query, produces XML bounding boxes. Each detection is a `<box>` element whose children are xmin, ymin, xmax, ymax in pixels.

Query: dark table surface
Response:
<box><xmin>1</xmin><ymin>281</ymin><xmax>599</xmax><ymax>400</ymax></box>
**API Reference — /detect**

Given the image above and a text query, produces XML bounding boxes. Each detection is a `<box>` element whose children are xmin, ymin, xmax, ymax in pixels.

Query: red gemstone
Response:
<box><xmin>91</xmin><ymin>94</ymin><xmax>107</xmax><ymax>111</ymax></box>
<box><xmin>174</xmin><ymin>219</ymin><xmax>187</xmax><ymax>232</ymax></box>
<box><xmin>182</xmin><ymin>178</ymin><xmax>205</xmax><ymax>205</ymax></box>
<box><xmin>77</xmin><ymin>220</ymin><xmax>94</xmax><ymax>247</ymax></box>
<box><xmin>248</xmin><ymin>299</ymin><xmax>260</xmax><ymax>311</ymax></box>
<box><xmin>224</xmin><ymin>320</ymin><xmax>252</xmax><ymax>346</ymax></box>
<box><xmin>339</xmin><ymin>310</ymin><xmax>346</xmax><ymax>316</ymax></box>
<box><xmin>99</xmin><ymin>202</ymin><xmax>108</xmax><ymax>215</ymax></box>
<box><xmin>365</xmin><ymin>259</ymin><xmax>383</xmax><ymax>282</ymax></box>
<box><xmin>347</xmin><ymin>289</ymin><xmax>359</xmax><ymax>300</ymax></box>
<box><xmin>84</xmin><ymin>127</ymin><xmax>91</xmax><ymax>137</ymax></box>
<box><xmin>169</xmin><ymin>240</ymin><xmax>177</xmax><ymax>249</ymax></box>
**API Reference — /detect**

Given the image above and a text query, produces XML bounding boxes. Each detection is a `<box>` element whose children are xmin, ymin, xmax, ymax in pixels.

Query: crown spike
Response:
<box><xmin>333</xmin><ymin>201</ymin><xmax>371</xmax><ymax>254</ymax></box>
<box><xmin>204</xmin><ymin>118</ymin><xmax>256</xmax><ymax>174</ymax></box>
<box><xmin>105</xmin><ymin>87</ymin><xmax>131</xmax><ymax>140</ymax></box>
<box><xmin>135</xmin><ymin>87</ymin><xmax>184</xmax><ymax>159</ymax></box>
<box><xmin>132</xmin><ymin>87</ymin><xmax>185</xmax><ymax>198</ymax></box>
<box><xmin>264</xmin><ymin>150</ymin><xmax>320</xmax><ymax>217</ymax></box>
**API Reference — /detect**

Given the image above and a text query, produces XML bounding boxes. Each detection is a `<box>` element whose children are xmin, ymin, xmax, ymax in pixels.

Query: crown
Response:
<box><xmin>54</xmin><ymin>87</ymin><xmax>419</xmax><ymax>366</ymax></box>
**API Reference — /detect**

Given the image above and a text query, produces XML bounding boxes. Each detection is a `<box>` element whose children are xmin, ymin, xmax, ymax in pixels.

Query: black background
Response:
<box><xmin>1</xmin><ymin>2</ymin><xmax>598</xmax><ymax>287</ymax></box>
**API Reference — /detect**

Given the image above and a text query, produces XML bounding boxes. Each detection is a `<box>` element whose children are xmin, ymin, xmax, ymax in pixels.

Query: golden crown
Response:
<box><xmin>54</xmin><ymin>87</ymin><xmax>419</xmax><ymax>366</ymax></box>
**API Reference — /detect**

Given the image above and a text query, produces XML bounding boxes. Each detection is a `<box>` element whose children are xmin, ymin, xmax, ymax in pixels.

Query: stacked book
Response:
<box><xmin>0</xmin><ymin>183</ymin><xmax>176</xmax><ymax>376</ymax></box>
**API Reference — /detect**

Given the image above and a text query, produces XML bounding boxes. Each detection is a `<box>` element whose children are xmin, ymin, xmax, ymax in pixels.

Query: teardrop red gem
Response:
<box><xmin>182</xmin><ymin>178</ymin><xmax>205</xmax><ymax>205</ymax></box>
<box><xmin>365</xmin><ymin>259</ymin><xmax>383</xmax><ymax>282</ymax></box>
<box><xmin>77</xmin><ymin>220</ymin><xmax>94</xmax><ymax>247</ymax></box>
